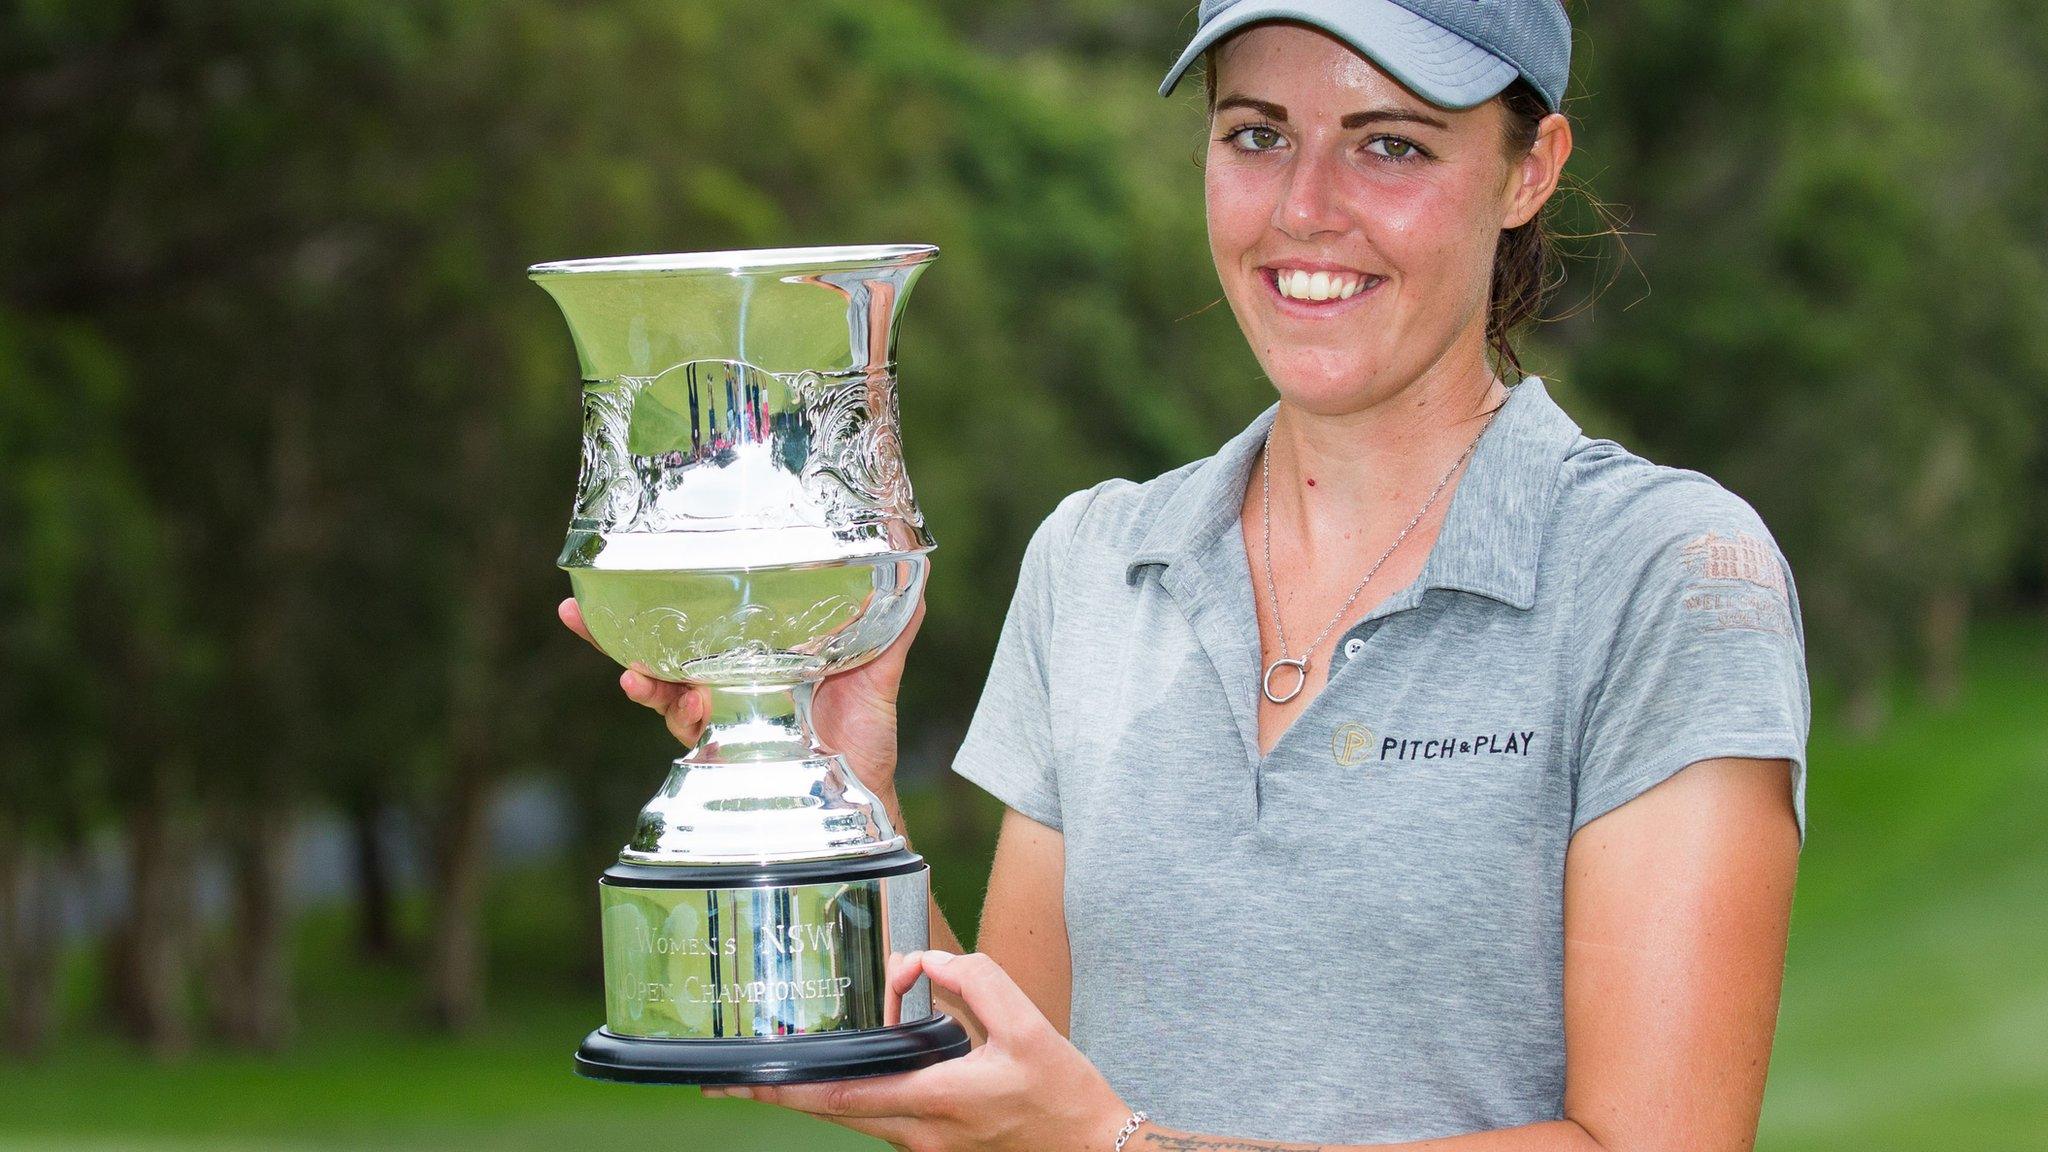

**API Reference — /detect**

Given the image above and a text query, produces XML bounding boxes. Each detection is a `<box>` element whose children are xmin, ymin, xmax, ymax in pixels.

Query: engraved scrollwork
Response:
<box><xmin>574</xmin><ymin>383</ymin><xmax>638</xmax><ymax>527</ymax></box>
<box><xmin>570</xmin><ymin>357</ymin><xmax>924</xmax><ymax>537</ymax></box>
<box><xmin>795</xmin><ymin>366</ymin><xmax>923</xmax><ymax>530</ymax></box>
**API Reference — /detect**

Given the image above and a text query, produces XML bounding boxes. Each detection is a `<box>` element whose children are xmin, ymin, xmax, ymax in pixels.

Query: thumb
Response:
<box><xmin>867</xmin><ymin>594</ymin><xmax>926</xmax><ymax>681</ymax></box>
<box><xmin>916</xmin><ymin>952</ymin><xmax>1043</xmax><ymax>1040</ymax></box>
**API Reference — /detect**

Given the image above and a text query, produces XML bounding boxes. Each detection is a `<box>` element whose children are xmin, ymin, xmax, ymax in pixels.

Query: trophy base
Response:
<box><xmin>587</xmin><ymin>850</ymin><xmax>966</xmax><ymax>1084</ymax></box>
<box><xmin>574</xmin><ymin>1014</ymin><xmax>971</xmax><ymax>1085</ymax></box>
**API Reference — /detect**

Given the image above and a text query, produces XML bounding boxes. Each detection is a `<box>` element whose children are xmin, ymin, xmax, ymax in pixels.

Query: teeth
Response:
<box><xmin>1275</xmin><ymin>268</ymin><xmax>1368</xmax><ymax>302</ymax></box>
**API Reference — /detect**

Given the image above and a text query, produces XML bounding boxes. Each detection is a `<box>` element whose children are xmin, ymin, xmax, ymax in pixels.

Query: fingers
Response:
<box><xmin>884</xmin><ymin>953</ymin><xmax>905</xmax><ymax>1027</ymax></box>
<box><xmin>705</xmin><ymin>1071</ymin><xmax>935</xmax><ymax>1120</ymax></box>
<box><xmin>561</xmin><ymin>597</ymin><xmax>709</xmax><ymax>747</ymax></box>
<box><xmin>883</xmin><ymin>950</ymin><xmax>932</xmax><ymax>1027</ymax></box>
<box><xmin>814</xmin><ymin>1116</ymin><xmax>919</xmax><ymax>1147</ymax></box>
<box><xmin>887</xmin><ymin>951</ymin><xmax>928</xmax><ymax>1000</ymax></box>
<box><xmin>873</xmin><ymin>594</ymin><xmax>927</xmax><ymax>675</ymax></box>
<box><xmin>619</xmin><ymin>667</ymin><xmax>683</xmax><ymax>712</ymax></box>
<box><xmin>558</xmin><ymin>597</ymin><xmax>602</xmax><ymax>651</ymax></box>
<box><xmin>914</xmin><ymin>952</ymin><xmax>1042</xmax><ymax>1039</ymax></box>
<box><xmin>819</xmin><ymin>593</ymin><xmax>924</xmax><ymax>719</ymax></box>
<box><xmin>701</xmin><ymin>1083</ymin><xmax>921</xmax><ymax>1145</ymax></box>
<box><xmin>899</xmin><ymin>593</ymin><xmax>927</xmax><ymax>646</ymax></box>
<box><xmin>620</xmin><ymin>669</ymin><xmax>709</xmax><ymax>747</ymax></box>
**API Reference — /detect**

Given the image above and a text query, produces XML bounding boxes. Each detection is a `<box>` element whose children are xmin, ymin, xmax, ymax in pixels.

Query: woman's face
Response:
<box><xmin>1205</xmin><ymin>23</ymin><xmax>1565</xmax><ymax>415</ymax></box>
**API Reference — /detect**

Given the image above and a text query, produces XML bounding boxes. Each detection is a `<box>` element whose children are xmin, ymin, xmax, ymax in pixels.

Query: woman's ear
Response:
<box><xmin>1504</xmin><ymin>112</ymin><xmax>1573</xmax><ymax>230</ymax></box>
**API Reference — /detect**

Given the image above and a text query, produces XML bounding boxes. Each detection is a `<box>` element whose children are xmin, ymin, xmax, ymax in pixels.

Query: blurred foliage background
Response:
<box><xmin>2</xmin><ymin>0</ymin><xmax>2045</xmax><ymax>1149</ymax></box>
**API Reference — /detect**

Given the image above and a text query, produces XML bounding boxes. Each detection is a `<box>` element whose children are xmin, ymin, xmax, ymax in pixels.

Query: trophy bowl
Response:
<box><xmin>531</xmin><ymin>244</ymin><xmax>970</xmax><ymax>1084</ymax></box>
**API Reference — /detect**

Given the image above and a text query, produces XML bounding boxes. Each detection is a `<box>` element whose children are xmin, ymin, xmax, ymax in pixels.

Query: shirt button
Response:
<box><xmin>1343</xmin><ymin>637</ymin><xmax>1365</xmax><ymax>658</ymax></box>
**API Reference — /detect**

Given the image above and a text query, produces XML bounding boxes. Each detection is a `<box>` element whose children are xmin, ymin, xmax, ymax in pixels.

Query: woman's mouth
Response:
<box><xmin>1261</xmin><ymin>266</ymin><xmax>1384</xmax><ymax>313</ymax></box>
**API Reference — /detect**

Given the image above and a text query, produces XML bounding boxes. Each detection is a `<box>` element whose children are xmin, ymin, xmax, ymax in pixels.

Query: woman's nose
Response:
<box><xmin>1272</xmin><ymin>147</ymin><xmax>1351</xmax><ymax>239</ymax></box>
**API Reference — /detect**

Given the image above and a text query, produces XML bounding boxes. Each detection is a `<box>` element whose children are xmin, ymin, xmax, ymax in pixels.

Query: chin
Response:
<box><xmin>1259</xmin><ymin>350</ymin><xmax>1400</xmax><ymax>416</ymax></box>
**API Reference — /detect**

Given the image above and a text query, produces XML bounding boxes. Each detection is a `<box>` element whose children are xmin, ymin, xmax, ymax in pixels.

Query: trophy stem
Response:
<box><xmin>690</xmin><ymin>682</ymin><xmax>817</xmax><ymax>766</ymax></box>
<box><xmin>621</xmin><ymin>680</ymin><xmax>902</xmax><ymax>864</ymax></box>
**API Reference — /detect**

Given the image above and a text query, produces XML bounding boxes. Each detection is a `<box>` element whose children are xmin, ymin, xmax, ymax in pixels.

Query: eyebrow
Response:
<box><xmin>1213</xmin><ymin>95</ymin><xmax>1450</xmax><ymax>131</ymax></box>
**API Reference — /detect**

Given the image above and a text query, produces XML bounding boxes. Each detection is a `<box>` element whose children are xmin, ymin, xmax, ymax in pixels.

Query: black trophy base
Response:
<box><xmin>574</xmin><ymin>1014</ymin><xmax>971</xmax><ymax>1085</ymax></box>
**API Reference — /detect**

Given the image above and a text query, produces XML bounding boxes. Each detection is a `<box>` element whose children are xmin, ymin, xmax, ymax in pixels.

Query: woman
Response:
<box><xmin>561</xmin><ymin>2</ymin><xmax>1810</xmax><ymax>1148</ymax></box>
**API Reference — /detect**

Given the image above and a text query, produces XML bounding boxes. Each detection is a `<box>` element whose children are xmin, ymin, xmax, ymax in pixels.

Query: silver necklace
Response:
<box><xmin>1258</xmin><ymin>404</ymin><xmax>1501</xmax><ymax>705</ymax></box>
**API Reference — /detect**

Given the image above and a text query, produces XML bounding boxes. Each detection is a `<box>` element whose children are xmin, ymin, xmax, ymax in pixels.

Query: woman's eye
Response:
<box><xmin>1367</xmin><ymin>135</ymin><xmax>1424</xmax><ymax>161</ymax></box>
<box><xmin>1227</xmin><ymin>125</ymin><xmax>1284</xmax><ymax>152</ymax></box>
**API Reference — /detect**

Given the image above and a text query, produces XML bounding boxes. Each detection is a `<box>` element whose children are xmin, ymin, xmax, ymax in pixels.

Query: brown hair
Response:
<box><xmin>1200</xmin><ymin>47</ymin><xmax>1627</xmax><ymax>382</ymax></box>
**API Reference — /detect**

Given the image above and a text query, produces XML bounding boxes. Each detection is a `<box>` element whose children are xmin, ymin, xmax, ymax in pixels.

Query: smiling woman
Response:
<box><xmin>587</xmin><ymin>2</ymin><xmax>1811</xmax><ymax>1151</ymax></box>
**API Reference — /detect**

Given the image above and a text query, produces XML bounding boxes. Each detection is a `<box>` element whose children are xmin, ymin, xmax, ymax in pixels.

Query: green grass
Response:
<box><xmin>2</xmin><ymin>622</ymin><xmax>2044</xmax><ymax>1150</ymax></box>
<box><xmin>0</xmin><ymin>883</ymin><xmax>889</xmax><ymax>1152</ymax></box>
<box><xmin>1757</xmin><ymin>624</ymin><xmax>2048</xmax><ymax>1152</ymax></box>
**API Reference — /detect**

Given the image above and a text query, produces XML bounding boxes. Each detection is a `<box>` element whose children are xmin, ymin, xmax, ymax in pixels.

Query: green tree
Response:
<box><xmin>1552</xmin><ymin>0</ymin><xmax>2048</xmax><ymax>724</ymax></box>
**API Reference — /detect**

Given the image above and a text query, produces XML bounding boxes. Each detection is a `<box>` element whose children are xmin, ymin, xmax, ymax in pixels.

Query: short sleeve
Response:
<box><xmin>1570</xmin><ymin>488</ymin><xmax>1811</xmax><ymax>845</ymax></box>
<box><xmin>948</xmin><ymin>488</ymin><xmax>1096</xmax><ymax>830</ymax></box>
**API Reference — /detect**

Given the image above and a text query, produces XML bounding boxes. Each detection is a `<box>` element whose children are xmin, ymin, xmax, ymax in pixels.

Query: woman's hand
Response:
<box><xmin>704</xmin><ymin>950</ymin><xmax>1132</xmax><ymax>1152</ymax></box>
<box><xmin>556</xmin><ymin>595</ymin><xmax>926</xmax><ymax>804</ymax></box>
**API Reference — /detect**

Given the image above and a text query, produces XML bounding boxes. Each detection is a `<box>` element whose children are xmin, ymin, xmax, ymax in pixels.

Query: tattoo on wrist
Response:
<box><xmin>1137</xmin><ymin>1133</ymin><xmax>1327</xmax><ymax>1152</ymax></box>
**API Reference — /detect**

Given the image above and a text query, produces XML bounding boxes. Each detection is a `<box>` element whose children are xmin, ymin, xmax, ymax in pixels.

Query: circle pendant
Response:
<box><xmin>1262</xmin><ymin>657</ymin><xmax>1309</xmax><ymax>704</ymax></box>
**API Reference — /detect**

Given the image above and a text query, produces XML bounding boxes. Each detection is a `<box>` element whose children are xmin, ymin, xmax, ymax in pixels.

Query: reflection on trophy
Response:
<box><xmin>529</xmin><ymin>245</ymin><xmax>970</xmax><ymax>1084</ymax></box>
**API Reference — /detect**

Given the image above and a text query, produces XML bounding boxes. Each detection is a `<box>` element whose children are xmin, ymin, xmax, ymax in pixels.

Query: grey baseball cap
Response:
<box><xmin>1159</xmin><ymin>0</ymin><xmax>1572</xmax><ymax>113</ymax></box>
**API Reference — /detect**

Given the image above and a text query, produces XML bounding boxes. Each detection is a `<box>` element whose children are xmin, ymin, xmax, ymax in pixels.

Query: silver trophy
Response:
<box><xmin>530</xmin><ymin>244</ymin><xmax>969</xmax><ymax>1084</ymax></box>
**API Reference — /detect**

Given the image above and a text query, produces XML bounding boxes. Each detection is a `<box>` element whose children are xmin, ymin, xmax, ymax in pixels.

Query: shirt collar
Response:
<box><xmin>1124</xmin><ymin>377</ymin><xmax>1583</xmax><ymax>610</ymax></box>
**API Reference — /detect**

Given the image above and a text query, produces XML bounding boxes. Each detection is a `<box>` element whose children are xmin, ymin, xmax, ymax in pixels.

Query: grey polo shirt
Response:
<box><xmin>949</xmin><ymin>377</ymin><xmax>1810</xmax><ymax>1144</ymax></box>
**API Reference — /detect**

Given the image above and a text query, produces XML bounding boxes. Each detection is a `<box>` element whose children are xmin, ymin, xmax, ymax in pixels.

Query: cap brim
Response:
<box><xmin>1159</xmin><ymin>0</ymin><xmax>1518</xmax><ymax>110</ymax></box>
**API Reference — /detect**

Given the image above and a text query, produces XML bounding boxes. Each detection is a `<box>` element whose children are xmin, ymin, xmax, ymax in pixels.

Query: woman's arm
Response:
<box><xmin>1125</xmin><ymin>755</ymin><xmax>1803</xmax><ymax>1152</ymax></box>
<box><xmin>888</xmin><ymin>801</ymin><xmax>1070</xmax><ymax>1044</ymax></box>
<box><xmin>971</xmin><ymin>807</ymin><xmax>1072</xmax><ymax>1034</ymax></box>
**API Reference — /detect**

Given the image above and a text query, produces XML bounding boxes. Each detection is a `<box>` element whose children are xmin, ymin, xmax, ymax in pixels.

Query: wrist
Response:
<box><xmin>1107</xmin><ymin>1105</ymin><xmax>1151</xmax><ymax>1152</ymax></box>
<box><xmin>878</xmin><ymin>789</ymin><xmax>910</xmax><ymax>843</ymax></box>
